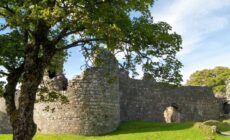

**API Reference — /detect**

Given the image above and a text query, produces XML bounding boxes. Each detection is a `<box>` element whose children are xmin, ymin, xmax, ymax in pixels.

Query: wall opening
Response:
<box><xmin>223</xmin><ymin>102</ymin><xmax>230</xmax><ymax>114</ymax></box>
<box><xmin>163</xmin><ymin>104</ymin><xmax>181</xmax><ymax>123</ymax></box>
<box><xmin>48</xmin><ymin>70</ymin><xmax>56</xmax><ymax>79</ymax></box>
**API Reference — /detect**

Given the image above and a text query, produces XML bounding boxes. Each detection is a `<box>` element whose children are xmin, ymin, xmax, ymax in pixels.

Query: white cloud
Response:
<box><xmin>151</xmin><ymin>0</ymin><xmax>230</xmax><ymax>83</ymax></box>
<box><xmin>152</xmin><ymin>0</ymin><xmax>230</xmax><ymax>56</ymax></box>
<box><xmin>64</xmin><ymin>1</ymin><xmax>230</xmax><ymax>83</ymax></box>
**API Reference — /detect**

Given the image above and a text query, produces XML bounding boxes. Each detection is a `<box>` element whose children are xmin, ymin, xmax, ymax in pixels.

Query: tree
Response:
<box><xmin>186</xmin><ymin>66</ymin><xmax>230</xmax><ymax>94</ymax></box>
<box><xmin>0</xmin><ymin>1</ymin><xmax>182</xmax><ymax>140</ymax></box>
<box><xmin>0</xmin><ymin>81</ymin><xmax>4</xmax><ymax>97</ymax></box>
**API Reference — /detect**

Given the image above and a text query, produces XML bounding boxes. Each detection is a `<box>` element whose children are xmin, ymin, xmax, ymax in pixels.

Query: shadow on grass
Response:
<box><xmin>107</xmin><ymin>121</ymin><xmax>195</xmax><ymax>136</ymax></box>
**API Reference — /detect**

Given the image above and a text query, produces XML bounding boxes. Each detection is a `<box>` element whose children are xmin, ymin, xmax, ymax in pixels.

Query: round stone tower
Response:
<box><xmin>67</xmin><ymin>48</ymin><xmax>120</xmax><ymax>135</ymax></box>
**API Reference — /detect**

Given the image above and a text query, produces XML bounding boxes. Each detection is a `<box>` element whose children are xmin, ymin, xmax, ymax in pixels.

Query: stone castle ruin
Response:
<box><xmin>0</xmin><ymin>49</ymin><xmax>229</xmax><ymax>135</ymax></box>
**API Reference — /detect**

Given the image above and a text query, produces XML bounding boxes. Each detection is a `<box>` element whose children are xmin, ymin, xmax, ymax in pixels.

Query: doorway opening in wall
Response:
<box><xmin>163</xmin><ymin>104</ymin><xmax>181</xmax><ymax>123</ymax></box>
<box><xmin>48</xmin><ymin>70</ymin><xmax>56</xmax><ymax>79</ymax></box>
<box><xmin>223</xmin><ymin>102</ymin><xmax>230</xmax><ymax>114</ymax></box>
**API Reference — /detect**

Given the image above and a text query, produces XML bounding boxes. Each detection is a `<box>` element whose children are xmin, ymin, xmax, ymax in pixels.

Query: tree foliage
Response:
<box><xmin>0</xmin><ymin>0</ymin><xmax>183</xmax><ymax>85</ymax></box>
<box><xmin>186</xmin><ymin>66</ymin><xmax>230</xmax><ymax>93</ymax></box>
<box><xmin>0</xmin><ymin>0</ymin><xmax>183</xmax><ymax>139</ymax></box>
<box><xmin>0</xmin><ymin>81</ymin><xmax>5</xmax><ymax>97</ymax></box>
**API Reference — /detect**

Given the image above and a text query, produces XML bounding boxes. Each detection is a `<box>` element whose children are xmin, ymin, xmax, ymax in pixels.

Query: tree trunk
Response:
<box><xmin>12</xmin><ymin>41</ymin><xmax>55</xmax><ymax>140</ymax></box>
<box><xmin>12</xmin><ymin>63</ymin><xmax>45</xmax><ymax>140</ymax></box>
<box><xmin>14</xmin><ymin>55</ymin><xmax>49</xmax><ymax>140</ymax></box>
<box><xmin>4</xmin><ymin>19</ymin><xmax>55</xmax><ymax>139</ymax></box>
<box><xmin>12</xmin><ymin>111</ymin><xmax>37</xmax><ymax>140</ymax></box>
<box><xmin>3</xmin><ymin>66</ymin><xmax>24</xmax><ymax>139</ymax></box>
<box><xmin>3</xmin><ymin>69</ymin><xmax>22</xmax><ymax>117</ymax></box>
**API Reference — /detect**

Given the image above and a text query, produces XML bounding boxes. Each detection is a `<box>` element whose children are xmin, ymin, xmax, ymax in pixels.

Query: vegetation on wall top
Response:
<box><xmin>187</xmin><ymin>66</ymin><xmax>230</xmax><ymax>94</ymax></box>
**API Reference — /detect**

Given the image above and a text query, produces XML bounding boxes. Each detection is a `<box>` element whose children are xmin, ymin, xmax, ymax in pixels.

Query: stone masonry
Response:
<box><xmin>0</xmin><ymin>49</ymin><xmax>226</xmax><ymax>135</ymax></box>
<box><xmin>119</xmin><ymin>71</ymin><xmax>221</xmax><ymax>122</ymax></box>
<box><xmin>0</xmin><ymin>98</ymin><xmax>11</xmax><ymax>133</ymax></box>
<box><xmin>34</xmin><ymin>49</ymin><xmax>120</xmax><ymax>135</ymax></box>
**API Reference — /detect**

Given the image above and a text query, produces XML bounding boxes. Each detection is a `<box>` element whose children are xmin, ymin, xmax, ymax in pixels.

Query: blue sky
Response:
<box><xmin>151</xmin><ymin>0</ymin><xmax>230</xmax><ymax>83</ymax></box>
<box><xmin>64</xmin><ymin>0</ymin><xmax>230</xmax><ymax>84</ymax></box>
<box><xmin>1</xmin><ymin>1</ymin><xmax>228</xmax><ymax>84</ymax></box>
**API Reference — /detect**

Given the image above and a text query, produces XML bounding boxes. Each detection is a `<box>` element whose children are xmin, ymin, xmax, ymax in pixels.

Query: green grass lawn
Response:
<box><xmin>0</xmin><ymin>121</ymin><xmax>229</xmax><ymax>140</ymax></box>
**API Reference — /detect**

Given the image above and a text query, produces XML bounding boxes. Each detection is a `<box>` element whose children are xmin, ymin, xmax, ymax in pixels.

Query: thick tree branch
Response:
<box><xmin>64</xmin><ymin>27</ymin><xmax>85</xmax><ymax>37</ymax></box>
<box><xmin>52</xmin><ymin>26</ymin><xmax>85</xmax><ymax>45</ymax></box>
<box><xmin>55</xmin><ymin>38</ymin><xmax>105</xmax><ymax>51</ymax></box>
<box><xmin>52</xmin><ymin>27</ymin><xmax>69</xmax><ymax>44</ymax></box>
<box><xmin>3</xmin><ymin>63</ymin><xmax>24</xmax><ymax>116</ymax></box>
<box><xmin>22</xmin><ymin>30</ymin><xmax>29</xmax><ymax>44</ymax></box>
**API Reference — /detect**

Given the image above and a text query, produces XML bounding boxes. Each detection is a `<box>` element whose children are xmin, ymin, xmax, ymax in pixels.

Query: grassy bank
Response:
<box><xmin>0</xmin><ymin>121</ymin><xmax>229</xmax><ymax>140</ymax></box>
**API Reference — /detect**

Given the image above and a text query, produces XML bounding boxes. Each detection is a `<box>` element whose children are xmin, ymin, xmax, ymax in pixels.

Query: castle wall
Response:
<box><xmin>0</xmin><ymin>71</ymin><xmax>223</xmax><ymax>134</ymax></box>
<box><xmin>119</xmin><ymin>73</ymin><xmax>222</xmax><ymax>122</ymax></box>
<box><xmin>0</xmin><ymin>49</ymin><xmax>225</xmax><ymax>134</ymax></box>
<box><xmin>34</xmin><ymin>67</ymin><xmax>120</xmax><ymax>135</ymax></box>
<box><xmin>34</xmin><ymin>49</ymin><xmax>120</xmax><ymax>135</ymax></box>
<box><xmin>0</xmin><ymin>98</ymin><xmax>12</xmax><ymax>133</ymax></box>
